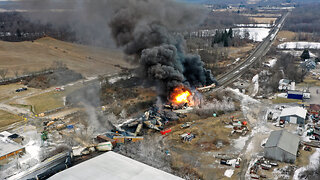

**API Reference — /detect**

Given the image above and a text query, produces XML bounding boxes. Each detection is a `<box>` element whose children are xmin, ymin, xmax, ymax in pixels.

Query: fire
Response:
<box><xmin>175</xmin><ymin>90</ymin><xmax>191</xmax><ymax>103</ymax></box>
<box><xmin>170</xmin><ymin>86</ymin><xmax>192</xmax><ymax>105</ymax></box>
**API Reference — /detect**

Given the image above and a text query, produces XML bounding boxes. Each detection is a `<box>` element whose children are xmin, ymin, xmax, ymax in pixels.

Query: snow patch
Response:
<box><xmin>265</xmin><ymin>58</ymin><xmax>277</xmax><ymax>67</ymax></box>
<box><xmin>233</xmin><ymin>28</ymin><xmax>271</xmax><ymax>42</ymax></box>
<box><xmin>224</xmin><ymin>169</ymin><xmax>234</xmax><ymax>178</ymax></box>
<box><xmin>233</xmin><ymin>135</ymin><xmax>249</xmax><ymax>151</ymax></box>
<box><xmin>252</xmin><ymin>74</ymin><xmax>259</xmax><ymax>97</ymax></box>
<box><xmin>235</xmin><ymin>24</ymin><xmax>273</xmax><ymax>28</ymax></box>
<box><xmin>281</xmin><ymin>50</ymin><xmax>317</xmax><ymax>57</ymax></box>
<box><xmin>293</xmin><ymin>148</ymin><xmax>320</xmax><ymax>180</ymax></box>
<box><xmin>278</xmin><ymin>42</ymin><xmax>320</xmax><ymax>50</ymax></box>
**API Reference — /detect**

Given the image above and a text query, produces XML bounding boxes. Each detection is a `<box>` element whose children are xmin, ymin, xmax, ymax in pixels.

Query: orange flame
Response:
<box><xmin>170</xmin><ymin>86</ymin><xmax>192</xmax><ymax>105</ymax></box>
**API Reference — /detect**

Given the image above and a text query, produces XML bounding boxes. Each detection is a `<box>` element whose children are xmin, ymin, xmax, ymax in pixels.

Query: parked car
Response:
<box><xmin>220</xmin><ymin>159</ymin><xmax>232</xmax><ymax>166</ymax></box>
<box><xmin>16</xmin><ymin>87</ymin><xmax>27</xmax><ymax>92</ymax></box>
<box><xmin>270</xmin><ymin>162</ymin><xmax>278</xmax><ymax>166</ymax></box>
<box><xmin>261</xmin><ymin>163</ymin><xmax>272</xmax><ymax>170</ymax></box>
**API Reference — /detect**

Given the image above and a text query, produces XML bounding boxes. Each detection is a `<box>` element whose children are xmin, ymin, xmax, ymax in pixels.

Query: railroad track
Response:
<box><xmin>216</xmin><ymin>11</ymin><xmax>290</xmax><ymax>89</ymax></box>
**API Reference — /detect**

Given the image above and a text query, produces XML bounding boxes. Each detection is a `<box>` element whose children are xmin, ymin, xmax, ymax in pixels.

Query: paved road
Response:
<box><xmin>216</xmin><ymin>11</ymin><xmax>290</xmax><ymax>89</ymax></box>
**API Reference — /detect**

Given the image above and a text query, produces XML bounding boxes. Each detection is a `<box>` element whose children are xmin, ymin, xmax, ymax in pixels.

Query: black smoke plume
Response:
<box><xmin>23</xmin><ymin>0</ymin><xmax>217</xmax><ymax>99</ymax></box>
<box><xmin>108</xmin><ymin>1</ymin><xmax>217</xmax><ymax>99</ymax></box>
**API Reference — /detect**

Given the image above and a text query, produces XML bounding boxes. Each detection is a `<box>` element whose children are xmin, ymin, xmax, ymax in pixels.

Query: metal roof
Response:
<box><xmin>287</xmin><ymin>91</ymin><xmax>303</xmax><ymax>95</ymax></box>
<box><xmin>310</xmin><ymin>104</ymin><xmax>320</xmax><ymax>112</ymax></box>
<box><xmin>280</xmin><ymin>106</ymin><xmax>307</xmax><ymax>119</ymax></box>
<box><xmin>0</xmin><ymin>134</ymin><xmax>24</xmax><ymax>158</ymax></box>
<box><xmin>265</xmin><ymin>130</ymin><xmax>300</xmax><ymax>156</ymax></box>
<box><xmin>49</xmin><ymin>151</ymin><xmax>183</xmax><ymax>180</ymax></box>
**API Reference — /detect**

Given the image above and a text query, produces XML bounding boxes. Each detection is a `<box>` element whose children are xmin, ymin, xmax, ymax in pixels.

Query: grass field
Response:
<box><xmin>0</xmin><ymin>83</ymin><xmax>40</xmax><ymax>102</ymax></box>
<box><xmin>0</xmin><ymin>110</ymin><xmax>22</xmax><ymax>128</ymax></box>
<box><xmin>272</xmin><ymin>97</ymin><xmax>301</xmax><ymax>104</ymax></box>
<box><xmin>0</xmin><ymin>37</ymin><xmax>131</xmax><ymax>78</ymax></box>
<box><xmin>26</xmin><ymin>91</ymin><xmax>65</xmax><ymax>114</ymax></box>
<box><xmin>298</xmin><ymin>77</ymin><xmax>320</xmax><ymax>87</ymax></box>
<box><xmin>251</xmin><ymin>17</ymin><xmax>277</xmax><ymax>24</ymax></box>
<box><xmin>277</xmin><ymin>30</ymin><xmax>297</xmax><ymax>41</ymax></box>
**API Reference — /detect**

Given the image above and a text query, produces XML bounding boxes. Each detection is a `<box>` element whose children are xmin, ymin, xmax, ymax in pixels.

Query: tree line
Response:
<box><xmin>284</xmin><ymin>3</ymin><xmax>320</xmax><ymax>34</ymax></box>
<box><xmin>0</xmin><ymin>12</ymin><xmax>75</xmax><ymax>42</ymax></box>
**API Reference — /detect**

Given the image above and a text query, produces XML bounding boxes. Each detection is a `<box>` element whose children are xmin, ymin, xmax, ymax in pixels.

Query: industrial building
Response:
<box><xmin>280</xmin><ymin>106</ymin><xmax>307</xmax><ymax>125</ymax></box>
<box><xmin>49</xmin><ymin>151</ymin><xmax>183</xmax><ymax>180</ymax></box>
<box><xmin>0</xmin><ymin>131</ymin><xmax>25</xmax><ymax>164</ymax></box>
<box><xmin>264</xmin><ymin>130</ymin><xmax>300</xmax><ymax>163</ymax></box>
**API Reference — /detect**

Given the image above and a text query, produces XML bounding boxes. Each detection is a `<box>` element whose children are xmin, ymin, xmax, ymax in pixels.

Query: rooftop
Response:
<box><xmin>265</xmin><ymin>130</ymin><xmax>300</xmax><ymax>156</ymax></box>
<box><xmin>280</xmin><ymin>106</ymin><xmax>307</xmax><ymax>119</ymax></box>
<box><xmin>49</xmin><ymin>151</ymin><xmax>183</xmax><ymax>180</ymax></box>
<box><xmin>310</xmin><ymin>104</ymin><xmax>320</xmax><ymax>112</ymax></box>
<box><xmin>0</xmin><ymin>131</ymin><xmax>24</xmax><ymax>158</ymax></box>
<box><xmin>287</xmin><ymin>90</ymin><xmax>304</xmax><ymax>95</ymax></box>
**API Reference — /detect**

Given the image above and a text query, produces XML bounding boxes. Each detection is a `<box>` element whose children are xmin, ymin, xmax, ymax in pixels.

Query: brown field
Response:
<box><xmin>166</xmin><ymin>112</ymin><xmax>245</xmax><ymax>179</ymax></box>
<box><xmin>277</xmin><ymin>31</ymin><xmax>297</xmax><ymax>42</ymax></box>
<box><xmin>25</xmin><ymin>91</ymin><xmax>65</xmax><ymax>114</ymax></box>
<box><xmin>0</xmin><ymin>110</ymin><xmax>22</xmax><ymax>128</ymax></box>
<box><xmin>243</xmin><ymin>13</ymin><xmax>281</xmax><ymax>17</ymax></box>
<box><xmin>228</xmin><ymin>43</ymin><xmax>255</xmax><ymax>59</ymax></box>
<box><xmin>251</xmin><ymin>17</ymin><xmax>277</xmax><ymax>24</ymax></box>
<box><xmin>297</xmin><ymin>77</ymin><xmax>320</xmax><ymax>87</ymax></box>
<box><xmin>272</xmin><ymin>97</ymin><xmax>301</xmax><ymax>104</ymax></box>
<box><xmin>0</xmin><ymin>37</ymin><xmax>131</xmax><ymax>78</ymax></box>
<box><xmin>0</xmin><ymin>83</ymin><xmax>41</xmax><ymax>102</ymax></box>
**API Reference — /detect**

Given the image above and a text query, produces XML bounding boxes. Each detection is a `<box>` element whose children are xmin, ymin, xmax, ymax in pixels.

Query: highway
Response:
<box><xmin>216</xmin><ymin>11</ymin><xmax>290</xmax><ymax>88</ymax></box>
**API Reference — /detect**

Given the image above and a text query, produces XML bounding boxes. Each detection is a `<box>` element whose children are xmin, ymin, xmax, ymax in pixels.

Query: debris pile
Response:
<box><xmin>119</xmin><ymin>106</ymin><xmax>182</xmax><ymax>134</ymax></box>
<box><xmin>228</xmin><ymin>116</ymin><xmax>249</xmax><ymax>136</ymax></box>
<box><xmin>249</xmin><ymin>157</ymin><xmax>279</xmax><ymax>179</ymax></box>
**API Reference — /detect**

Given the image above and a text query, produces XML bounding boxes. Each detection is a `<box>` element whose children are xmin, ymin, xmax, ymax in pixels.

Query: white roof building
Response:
<box><xmin>0</xmin><ymin>131</ymin><xmax>25</xmax><ymax>163</ymax></box>
<box><xmin>49</xmin><ymin>151</ymin><xmax>183</xmax><ymax>180</ymax></box>
<box><xmin>280</xmin><ymin>107</ymin><xmax>307</xmax><ymax>119</ymax></box>
<box><xmin>280</xmin><ymin>107</ymin><xmax>307</xmax><ymax>124</ymax></box>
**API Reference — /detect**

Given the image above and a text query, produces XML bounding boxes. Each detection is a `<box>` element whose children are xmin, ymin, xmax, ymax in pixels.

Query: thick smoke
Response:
<box><xmin>24</xmin><ymin>0</ymin><xmax>217</xmax><ymax>99</ymax></box>
<box><xmin>108</xmin><ymin>0</ymin><xmax>217</xmax><ymax>99</ymax></box>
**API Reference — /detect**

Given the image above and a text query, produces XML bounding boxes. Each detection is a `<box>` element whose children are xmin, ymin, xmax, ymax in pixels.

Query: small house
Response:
<box><xmin>264</xmin><ymin>130</ymin><xmax>300</xmax><ymax>163</ymax></box>
<box><xmin>279</xmin><ymin>79</ymin><xmax>295</xmax><ymax>91</ymax></box>
<box><xmin>280</xmin><ymin>107</ymin><xmax>307</xmax><ymax>125</ymax></box>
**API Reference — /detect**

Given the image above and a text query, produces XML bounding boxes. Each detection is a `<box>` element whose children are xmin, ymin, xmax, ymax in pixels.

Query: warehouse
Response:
<box><xmin>264</xmin><ymin>130</ymin><xmax>300</xmax><ymax>163</ymax></box>
<box><xmin>0</xmin><ymin>131</ymin><xmax>25</xmax><ymax>164</ymax></box>
<box><xmin>280</xmin><ymin>106</ymin><xmax>307</xmax><ymax>125</ymax></box>
<box><xmin>49</xmin><ymin>151</ymin><xmax>183</xmax><ymax>180</ymax></box>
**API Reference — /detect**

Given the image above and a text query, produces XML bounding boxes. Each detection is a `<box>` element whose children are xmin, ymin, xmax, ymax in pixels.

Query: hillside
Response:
<box><xmin>0</xmin><ymin>37</ymin><xmax>131</xmax><ymax>77</ymax></box>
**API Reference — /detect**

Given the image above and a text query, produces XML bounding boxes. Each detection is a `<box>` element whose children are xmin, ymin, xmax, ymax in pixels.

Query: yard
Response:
<box><xmin>272</xmin><ymin>97</ymin><xmax>301</xmax><ymax>104</ymax></box>
<box><xmin>164</xmin><ymin>111</ymin><xmax>246</xmax><ymax>179</ymax></box>
<box><xmin>25</xmin><ymin>91</ymin><xmax>65</xmax><ymax>114</ymax></box>
<box><xmin>0</xmin><ymin>110</ymin><xmax>22</xmax><ymax>129</ymax></box>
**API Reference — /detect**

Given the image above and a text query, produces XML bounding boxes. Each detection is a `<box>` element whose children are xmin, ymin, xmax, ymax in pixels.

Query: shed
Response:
<box><xmin>280</xmin><ymin>107</ymin><xmax>307</xmax><ymax>125</ymax></box>
<box><xmin>49</xmin><ymin>151</ymin><xmax>183</xmax><ymax>180</ymax></box>
<box><xmin>264</xmin><ymin>130</ymin><xmax>300</xmax><ymax>163</ymax></box>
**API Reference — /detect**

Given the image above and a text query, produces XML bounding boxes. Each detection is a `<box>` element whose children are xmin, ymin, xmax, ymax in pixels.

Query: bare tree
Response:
<box><xmin>12</xmin><ymin>68</ymin><xmax>19</xmax><ymax>78</ymax></box>
<box><xmin>0</xmin><ymin>68</ymin><xmax>8</xmax><ymax>79</ymax></box>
